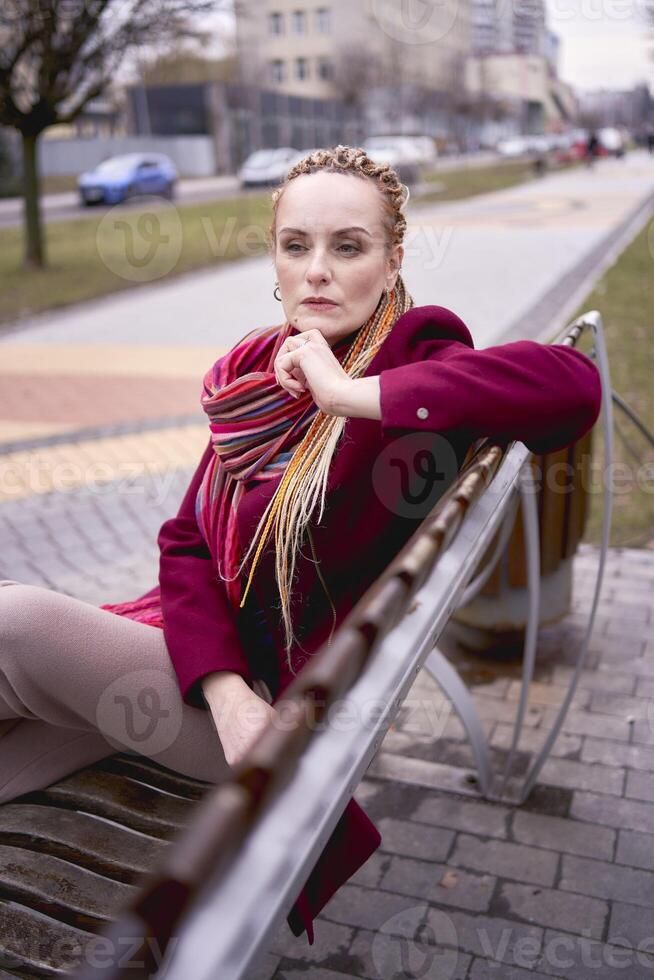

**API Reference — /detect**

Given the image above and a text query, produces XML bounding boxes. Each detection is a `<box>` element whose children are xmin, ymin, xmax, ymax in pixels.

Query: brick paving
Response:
<box><xmin>3</xmin><ymin>445</ymin><xmax>653</xmax><ymax>978</ymax></box>
<box><xmin>258</xmin><ymin>545</ymin><xmax>654</xmax><ymax>979</ymax></box>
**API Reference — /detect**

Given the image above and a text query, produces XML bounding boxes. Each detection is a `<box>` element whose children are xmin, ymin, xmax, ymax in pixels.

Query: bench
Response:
<box><xmin>0</xmin><ymin>311</ymin><xmax>612</xmax><ymax>979</ymax></box>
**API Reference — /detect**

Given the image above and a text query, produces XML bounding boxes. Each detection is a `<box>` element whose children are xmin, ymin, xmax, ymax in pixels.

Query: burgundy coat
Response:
<box><xmin>157</xmin><ymin>304</ymin><xmax>602</xmax><ymax>943</ymax></box>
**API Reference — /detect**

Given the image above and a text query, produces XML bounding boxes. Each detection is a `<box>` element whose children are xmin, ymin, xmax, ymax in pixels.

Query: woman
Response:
<box><xmin>0</xmin><ymin>146</ymin><xmax>601</xmax><ymax>945</ymax></box>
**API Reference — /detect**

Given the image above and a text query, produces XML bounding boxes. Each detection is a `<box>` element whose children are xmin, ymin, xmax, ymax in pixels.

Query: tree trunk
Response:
<box><xmin>21</xmin><ymin>132</ymin><xmax>46</xmax><ymax>269</ymax></box>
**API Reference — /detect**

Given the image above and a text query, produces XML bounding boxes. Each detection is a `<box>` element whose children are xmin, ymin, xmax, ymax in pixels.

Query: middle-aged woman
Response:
<box><xmin>0</xmin><ymin>146</ymin><xmax>601</xmax><ymax>944</ymax></box>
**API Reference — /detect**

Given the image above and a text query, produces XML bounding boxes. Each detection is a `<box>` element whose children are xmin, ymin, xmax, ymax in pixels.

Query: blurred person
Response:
<box><xmin>0</xmin><ymin>145</ymin><xmax>602</xmax><ymax>945</ymax></box>
<box><xmin>585</xmin><ymin>130</ymin><xmax>600</xmax><ymax>167</ymax></box>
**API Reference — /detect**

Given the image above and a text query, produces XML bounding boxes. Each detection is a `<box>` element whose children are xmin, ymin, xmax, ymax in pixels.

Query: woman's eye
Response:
<box><xmin>283</xmin><ymin>242</ymin><xmax>360</xmax><ymax>254</ymax></box>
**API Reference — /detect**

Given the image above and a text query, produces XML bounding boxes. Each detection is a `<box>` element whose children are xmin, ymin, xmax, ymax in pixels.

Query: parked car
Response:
<box><xmin>495</xmin><ymin>137</ymin><xmax>531</xmax><ymax>157</ymax></box>
<box><xmin>401</xmin><ymin>135</ymin><xmax>439</xmax><ymax>167</ymax></box>
<box><xmin>77</xmin><ymin>153</ymin><xmax>178</xmax><ymax>206</ymax></box>
<box><xmin>238</xmin><ymin>148</ymin><xmax>302</xmax><ymax>188</ymax></box>
<box><xmin>598</xmin><ymin>126</ymin><xmax>626</xmax><ymax>157</ymax></box>
<box><xmin>362</xmin><ymin>136</ymin><xmax>424</xmax><ymax>183</ymax></box>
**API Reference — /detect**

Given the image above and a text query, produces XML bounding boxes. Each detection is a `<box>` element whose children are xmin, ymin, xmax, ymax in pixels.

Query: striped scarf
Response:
<box><xmin>100</xmin><ymin>320</ymin><xmax>357</xmax><ymax>628</ymax></box>
<box><xmin>195</xmin><ymin>319</ymin><xmax>354</xmax><ymax>609</ymax></box>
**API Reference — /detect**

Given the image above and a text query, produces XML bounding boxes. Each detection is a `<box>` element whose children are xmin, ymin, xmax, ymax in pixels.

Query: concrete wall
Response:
<box><xmin>38</xmin><ymin>135</ymin><xmax>217</xmax><ymax>177</ymax></box>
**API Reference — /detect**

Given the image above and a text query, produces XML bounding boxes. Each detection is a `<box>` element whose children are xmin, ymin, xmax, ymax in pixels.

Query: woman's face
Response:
<box><xmin>273</xmin><ymin>171</ymin><xmax>403</xmax><ymax>346</ymax></box>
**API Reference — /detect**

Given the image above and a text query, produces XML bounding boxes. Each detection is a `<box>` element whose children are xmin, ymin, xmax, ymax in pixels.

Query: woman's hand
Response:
<box><xmin>274</xmin><ymin>329</ymin><xmax>353</xmax><ymax>416</ymax></box>
<box><xmin>203</xmin><ymin>673</ymin><xmax>279</xmax><ymax>768</ymax></box>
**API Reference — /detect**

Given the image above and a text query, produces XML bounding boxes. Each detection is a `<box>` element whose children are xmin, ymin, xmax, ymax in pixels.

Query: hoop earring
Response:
<box><xmin>273</xmin><ymin>282</ymin><xmax>282</xmax><ymax>302</ymax></box>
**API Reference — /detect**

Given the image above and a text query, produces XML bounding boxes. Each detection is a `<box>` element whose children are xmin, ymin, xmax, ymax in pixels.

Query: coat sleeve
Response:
<box><xmin>378</xmin><ymin>313</ymin><xmax>602</xmax><ymax>456</ymax></box>
<box><xmin>157</xmin><ymin>437</ymin><xmax>254</xmax><ymax>709</ymax></box>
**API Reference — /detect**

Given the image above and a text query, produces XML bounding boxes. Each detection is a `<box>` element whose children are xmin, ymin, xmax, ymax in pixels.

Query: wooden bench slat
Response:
<box><xmin>0</xmin><ymin>898</ymin><xmax>96</xmax><ymax>977</ymax></box>
<box><xmin>0</xmin><ymin>804</ymin><xmax>166</xmax><ymax>883</ymax></box>
<box><xmin>0</xmin><ymin>845</ymin><xmax>135</xmax><ymax>931</ymax></box>
<box><xmin>17</xmin><ymin>770</ymin><xmax>192</xmax><ymax>838</ymax></box>
<box><xmin>563</xmin><ymin>428</ymin><xmax>593</xmax><ymax>559</ymax></box>
<box><xmin>539</xmin><ymin>447</ymin><xmax>570</xmax><ymax>577</ymax></box>
<box><xmin>90</xmin><ymin>754</ymin><xmax>209</xmax><ymax>801</ymax></box>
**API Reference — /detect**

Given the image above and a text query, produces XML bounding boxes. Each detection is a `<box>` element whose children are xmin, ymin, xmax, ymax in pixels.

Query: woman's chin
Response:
<box><xmin>295</xmin><ymin>310</ymin><xmax>343</xmax><ymax>338</ymax></box>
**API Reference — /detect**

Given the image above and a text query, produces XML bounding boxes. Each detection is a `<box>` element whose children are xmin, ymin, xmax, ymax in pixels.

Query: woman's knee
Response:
<box><xmin>0</xmin><ymin>580</ymin><xmax>59</xmax><ymax>649</ymax></box>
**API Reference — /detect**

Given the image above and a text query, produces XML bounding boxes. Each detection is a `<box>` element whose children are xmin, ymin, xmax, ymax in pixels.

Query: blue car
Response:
<box><xmin>77</xmin><ymin>153</ymin><xmax>178</xmax><ymax>206</ymax></box>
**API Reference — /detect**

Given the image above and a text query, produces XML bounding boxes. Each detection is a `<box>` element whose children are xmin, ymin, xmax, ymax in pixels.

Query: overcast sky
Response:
<box><xmin>547</xmin><ymin>0</ymin><xmax>653</xmax><ymax>91</ymax></box>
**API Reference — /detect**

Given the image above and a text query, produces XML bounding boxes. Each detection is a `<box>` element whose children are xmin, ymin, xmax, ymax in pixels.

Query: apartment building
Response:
<box><xmin>235</xmin><ymin>0</ymin><xmax>470</xmax><ymax>100</ymax></box>
<box><xmin>471</xmin><ymin>0</ymin><xmax>547</xmax><ymax>56</ymax></box>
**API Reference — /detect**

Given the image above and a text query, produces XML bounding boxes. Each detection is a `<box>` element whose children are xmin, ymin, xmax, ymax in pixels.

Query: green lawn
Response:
<box><xmin>417</xmin><ymin>159</ymin><xmax>541</xmax><ymax>204</ymax></box>
<box><xmin>572</xmin><ymin>218</ymin><xmax>654</xmax><ymax>550</ymax></box>
<box><xmin>0</xmin><ymin>192</ymin><xmax>272</xmax><ymax>328</ymax></box>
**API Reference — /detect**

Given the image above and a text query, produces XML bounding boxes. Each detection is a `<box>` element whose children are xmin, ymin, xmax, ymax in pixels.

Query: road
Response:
<box><xmin>0</xmin><ymin>152</ymin><xmax>503</xmax><ymax>229</ymax></box>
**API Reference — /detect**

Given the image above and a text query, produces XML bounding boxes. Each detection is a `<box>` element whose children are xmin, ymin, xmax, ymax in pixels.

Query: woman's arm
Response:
<box><xmin>158</xmin><ymin>437</ymin><xmax>254</xmax><ymax>709</ymax></box>
<box><xmin>335</xmin><ymin>336</ymin><xmax>602</xmax><ymax>457</ymax></box>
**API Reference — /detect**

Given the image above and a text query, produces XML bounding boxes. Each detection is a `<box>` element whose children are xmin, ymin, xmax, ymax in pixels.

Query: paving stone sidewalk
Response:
<box><xmin>259</xmin><ymin>545</ymin><xmax>654</xmax><ymax>980</ymax></box>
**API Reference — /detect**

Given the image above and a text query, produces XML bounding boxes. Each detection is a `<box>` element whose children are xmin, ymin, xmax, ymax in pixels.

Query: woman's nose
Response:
<box><xmin>305</xmin><ymin>249</ymin><xmax>331</xmax><ymax>283</ymax></box>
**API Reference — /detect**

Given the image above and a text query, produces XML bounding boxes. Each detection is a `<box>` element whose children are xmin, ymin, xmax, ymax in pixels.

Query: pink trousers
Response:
<box><xmin>0</xmin><ymin>578</ymin><xmax>234</xmax><ymax>804</ymax></box>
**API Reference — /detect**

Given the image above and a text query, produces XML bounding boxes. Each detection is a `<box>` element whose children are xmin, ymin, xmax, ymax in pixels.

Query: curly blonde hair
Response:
<box><xmin>267</xmin><ymin>143</ymin><xmax>410</xmax><ymax>252</ymax></box>
<box><xmin>236</xmin><ymin>144</ymin><xmax>415</xmax><ymax>673</ymax></box>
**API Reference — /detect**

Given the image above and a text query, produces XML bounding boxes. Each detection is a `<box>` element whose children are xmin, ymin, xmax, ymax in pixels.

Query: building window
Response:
<box><xmin>269</xmin><ymin>11</ymin><xmax>284</xmax><ymax>35</ymax></box>
<box><xmin>295</xmin><ymin>57</ymin><xmax>309</xmax><ymax>80</ymax></box>
<box><xmin>316</xmin><ymin>7</ymin><xmax>330</xmax><ymax>33</ymax></box>
<box><xmin>292</xmin><ymin>9</ymin><xmax>307</xmax><ymax>34</ymax></box>
<box><xmin>317</xmin><ymin>57</ymin><xmax>333</xmax><ymax>80</ymax></box>
<box><xmin>270</xmin><ymin>59</ymin><xmax>285</xmax><ymax>83</ymax></box>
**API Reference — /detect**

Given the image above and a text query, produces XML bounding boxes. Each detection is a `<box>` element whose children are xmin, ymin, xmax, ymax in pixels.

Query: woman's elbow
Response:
<box><xmin>571</xmin><ymin>349</ymin><xmax>603</xmax><ymax>440</ymax></box>
<box><xmin>521</xmin><ymin>347</ymin><xmax>602</xmax><ymax>456</ymax></box>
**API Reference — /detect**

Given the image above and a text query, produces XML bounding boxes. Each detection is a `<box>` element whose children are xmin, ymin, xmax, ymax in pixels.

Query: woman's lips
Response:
<box><xmin>302</xmin><ymin>300</ymin><xmax>338</xmax><ymax>309</ymax></box>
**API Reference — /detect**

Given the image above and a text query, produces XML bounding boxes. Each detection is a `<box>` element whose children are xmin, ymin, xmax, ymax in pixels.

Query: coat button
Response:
<box><xmin>416</xmin><ymin>407</ymin><xmax>429</xmax><ymax>420</ymax></box>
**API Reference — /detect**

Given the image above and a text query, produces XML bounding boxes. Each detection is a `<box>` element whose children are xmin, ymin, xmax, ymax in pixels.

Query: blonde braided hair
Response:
<box><xmin>236</xmin><ymin>145</ymin><xmax>415</xmax><ymax>673</ymax></box>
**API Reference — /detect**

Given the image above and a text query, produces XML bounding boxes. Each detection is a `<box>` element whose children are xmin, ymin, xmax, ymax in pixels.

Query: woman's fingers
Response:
<box><xmin>275</xmin><ymin>339</ymin><xmax>310</xmax><ymax>397</ymax></box>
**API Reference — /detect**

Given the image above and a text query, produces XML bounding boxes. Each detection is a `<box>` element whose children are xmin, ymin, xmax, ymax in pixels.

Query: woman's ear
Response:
<box><xmin>388</xmin><ymin>244</ymin><xmax>404</xmax><ymax>289</ymax></box>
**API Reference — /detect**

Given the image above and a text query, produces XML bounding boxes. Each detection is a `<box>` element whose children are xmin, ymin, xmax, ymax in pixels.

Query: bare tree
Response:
<box><xmin>330</xmin><ymin>43</ymin><xmax>382</xmax><ymax>109</ymax></box>
<box><xmin>140</xmin><ymin>50</ymin><xmax>237</xmax><ymax>86</ymax></box>
<box><xmin>0</xmin><ymin>0</ymin><xmax>236</xmax><ymax>269</ymax></box>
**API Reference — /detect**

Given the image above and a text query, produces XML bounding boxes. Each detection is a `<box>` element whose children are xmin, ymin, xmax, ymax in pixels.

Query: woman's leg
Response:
<box><xmin>0</xmin><ymin>579</ymin><xmax>231</xmax><ymax>804</ymax></box>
